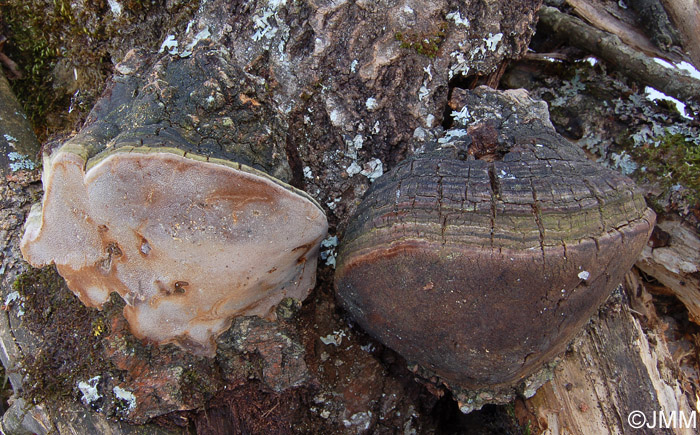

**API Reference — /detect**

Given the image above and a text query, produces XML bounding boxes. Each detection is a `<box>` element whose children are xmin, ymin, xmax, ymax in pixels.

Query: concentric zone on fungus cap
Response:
<box><xmin>21</xmin><ymin>145</ymin><xmax>328</xmax><ymax>356</ymax></box>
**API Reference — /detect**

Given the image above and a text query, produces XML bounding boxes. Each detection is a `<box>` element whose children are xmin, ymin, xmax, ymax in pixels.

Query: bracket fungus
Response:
<box><xmin>334</xmin><ymin>87</ymin><xmax>655</xmax><ymax>410</ymax></box>
<box><xmin>20</xmin><ymin>49</ymin><xmax>328</xmax><ymax>356</ymax></box>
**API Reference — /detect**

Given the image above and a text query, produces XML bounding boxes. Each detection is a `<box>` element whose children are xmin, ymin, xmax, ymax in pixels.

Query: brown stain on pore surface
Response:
<box><xmin>204</xmin><ymin>175</ymin><xmax>277</xmax><ymax>211</ymax></box>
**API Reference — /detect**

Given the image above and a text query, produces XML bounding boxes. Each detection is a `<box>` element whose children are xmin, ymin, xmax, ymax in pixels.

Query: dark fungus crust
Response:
<box><xmin>334</xmin><ymin>88</ymin><xmax>655</xmax><ymax>393</ymax></box>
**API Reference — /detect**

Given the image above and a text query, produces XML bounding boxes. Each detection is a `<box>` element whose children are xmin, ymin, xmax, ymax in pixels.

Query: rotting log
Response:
<box><xmin>519</xmin><ymin>287</ymin><xmax>696</xmax><ymax>435</ymax></box>
<box><xmin>0</xmin><ymin>0</ymin><xmax>696</xmax><ymax>433</ymax></box>
<box><xmin>538</xmin><ymin>6</ymin><xmax>700</xmax><ymax>104</ymax></box>
<box><xmin>0</xmin><ymin>0</ymin><xmax>545</xmax><ymax>430</ymax></box>
<box><xmin>637</xmin><ymin>216</ymin><xmax>700</xmax><ymax>325</ymax></box>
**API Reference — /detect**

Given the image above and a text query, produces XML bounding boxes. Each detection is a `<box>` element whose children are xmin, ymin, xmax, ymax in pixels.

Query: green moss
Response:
<box><xmin>1</xmin><ymin>19</ymin><xmax>54</xmax><ymax>137</ymax></box>
<box><xmin>1</xmin><ymin>0</ymin><xmax>201</xmax><ymax>142</ymax></box>
<box><xmin>630</xmin><ymin>132</ymin><xmax>700</xmax><ymax>206</ymax></box>
<box><xmin>11</xmin><ymin>266</ymin><xmax>58</xmax><ymax>293</ymax></box>
<box><xmin>11</xmin><ymin>266</ymin><xmax>118</xmax><ymax>405</ymax></box>
<box><xmin>394</xmin><ymin>22</ymin><xmax>448</xmax><ymax>58</ymax></box>
<box><xmin>1</xmin><ymin>1</ymin><xmax>101</xmax><ymax>141</ymax></box>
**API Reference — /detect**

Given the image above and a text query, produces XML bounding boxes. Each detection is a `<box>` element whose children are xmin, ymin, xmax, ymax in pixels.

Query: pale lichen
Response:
<box><xmin>8</xmin><ymin>152</ymin><xmax>37</xmax><ymax>172</ymax></box>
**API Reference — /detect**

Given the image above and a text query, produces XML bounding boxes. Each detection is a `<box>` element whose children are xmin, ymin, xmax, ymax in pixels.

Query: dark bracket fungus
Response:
<box><xmin>20</xmin><ymin>47</ymin><xmax>328</xmax><ymax>357</ymax></box>
<box><xmin>334</xmin><ymin>87</ymin><xmax>655</xmax><ymax>410</ymax></box>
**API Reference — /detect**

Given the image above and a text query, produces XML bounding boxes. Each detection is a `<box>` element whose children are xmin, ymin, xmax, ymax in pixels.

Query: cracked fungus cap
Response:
<box><xmin>334</xmin><ymin>88</ymin><xmax>655</xmax><ymax>406</ymax></box>
<box><xmin>21</xmin><ymin>145</ymin><xmax>328</xmax><ymax>356</ymax></box>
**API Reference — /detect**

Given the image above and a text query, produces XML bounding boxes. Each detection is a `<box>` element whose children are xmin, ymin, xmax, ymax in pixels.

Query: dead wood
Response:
<box><xmin>637</xmin><ymin>216</ymin><xmax>700</xmax><ymax>325</ymax></box>
<box><xmin>627</xmin><ymin>0</ymin><xmax>679</xmax><ymax>50</ymax></box>
<box><xmin>659</xmin><ymin>0</ymin><xmax>700</xmax><ymax>70</ymax></box>
<box><xmin>0</xmin><ymin>52</ymin><xmax>21</xmax><ymax>79</ymax></box>
<box><xmin>566</xmin><ymin>0</ymin><xmax>673</xmax><ymax>60</ymax></box>
<box><xmin>520</xmin><ymin>288</ymin><xmax>695</xmax><ymax>434</ymax></box>
<box><xmin>538</xmin><ymin>6</ymin><xmax>700</xmax><ymax>104</ymax></box>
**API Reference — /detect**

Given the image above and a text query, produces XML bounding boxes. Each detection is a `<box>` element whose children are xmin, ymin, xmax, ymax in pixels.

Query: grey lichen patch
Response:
<box><xmin>77</xmin><ymin>376</ymin><xmax>102</xmax><ymax>408</ymax></box>
<box><xmin>7</xmin><ymin>152</ymin><xmax>36</xmax><ymax>172</ymax></box>
<box><xmin>112</xmin><ymin>386</ymin><xmax>137</xmax><ymax>413</ymax></box>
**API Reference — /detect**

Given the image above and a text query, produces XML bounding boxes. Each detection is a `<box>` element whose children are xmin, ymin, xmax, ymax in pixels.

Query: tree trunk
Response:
<box><xmin>659</xmin><ymin>0</ymin><xmax>700</xmax><ymax>70</ymax></box>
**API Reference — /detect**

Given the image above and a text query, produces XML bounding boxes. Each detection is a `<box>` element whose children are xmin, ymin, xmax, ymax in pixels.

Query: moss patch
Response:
<box><xmin>394</xmin><ymin>22</ymin><xmax>448</xmax><ymax>58</ymax></box>
<box><xmin>630</xmin><ymin>132</ymin><xmax>700</xmax><ymax>207</ymax></box>
<box><xmin>0</xmin><ymin>0</ymin><xmax>201</xmax><ymax>142</ymax></box>
<box><xmin>1</xmin><ymin>0</ymin><xmax>104</xmax><ymax>141</ymax></box>
<box><xmin>12</xmin><ymin>266</ymin><xmax>121</xmax><ymax>405</ymax></box>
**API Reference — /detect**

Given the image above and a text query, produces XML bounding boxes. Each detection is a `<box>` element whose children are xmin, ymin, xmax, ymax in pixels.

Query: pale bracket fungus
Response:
<box><xmin>20</xmin><ymin>46</ymin><xmax>328</xmax><ymax>357</ymax></box>
<box><xmin>21</xmin><ymin>146</ymin><xmax>327</xmax><ymax>356</ymax></box>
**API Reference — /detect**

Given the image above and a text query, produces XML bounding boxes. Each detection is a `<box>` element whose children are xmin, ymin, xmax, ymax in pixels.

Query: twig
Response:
<box><xmin>538</xmin><ymin>6</ymin><xmax>700</xmax><ymax>103</ymax></box>
<box><xmin>0</xmin><ymin>52</ymin><xmax>22</xmax><ymax>79</ymax></box>
<box><xmin>523</xmin><ymin>51</ymin><xmax>570</xmax><ymax>62</ymax></box>
<box><xmin>261</xmin><ymin>400</ymin><xmax>280</xmax><ymax>419</ymax></box>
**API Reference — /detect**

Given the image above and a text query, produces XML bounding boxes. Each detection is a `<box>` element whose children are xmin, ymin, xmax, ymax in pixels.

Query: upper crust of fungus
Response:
<box><xmin>21</xmin><ymin>145</ymin><xmax>328</xmax><ymax>356</ymax></box>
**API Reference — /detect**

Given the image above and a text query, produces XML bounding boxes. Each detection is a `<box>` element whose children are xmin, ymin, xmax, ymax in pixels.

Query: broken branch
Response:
<box><xmin>538</xmin><ymin>6</ymin><xmax>700</xmax><ymax>104</ymax></box>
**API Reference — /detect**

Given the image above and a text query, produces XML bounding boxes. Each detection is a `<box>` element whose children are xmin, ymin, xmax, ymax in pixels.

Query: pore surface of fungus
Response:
<box><xmin>334</xmin><ymin>87</ymin><xmax>655</xmax><ymax>406</ymax></box>
<box><xmin>22</xmin><ymin>146</ymin><xmax>327</xmax><ymax>356</ymax></box>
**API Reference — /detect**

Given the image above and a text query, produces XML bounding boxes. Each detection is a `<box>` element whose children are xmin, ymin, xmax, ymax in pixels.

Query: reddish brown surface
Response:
<box><xmin>336</xmin><ymin>218</ymin><xmax>652</xmax><ymax>388</ymax></box>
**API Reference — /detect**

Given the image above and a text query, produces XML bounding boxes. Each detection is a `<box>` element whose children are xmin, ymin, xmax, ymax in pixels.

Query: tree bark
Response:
<box><xmin>0</xmin><ymin>69</ymin><xmax>40</xmax><ymax>176</ymax></box>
